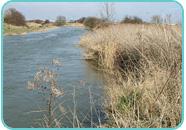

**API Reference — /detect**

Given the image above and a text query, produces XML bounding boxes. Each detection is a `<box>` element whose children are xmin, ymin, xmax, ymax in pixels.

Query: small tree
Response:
<box><xmin>121</xmin><ymin>16</ymin><xmax>143</xmax><ymax>24</ymax></box>
<box><xmin>133</xmin><ymin>16</ymin><xmax>143</xmax><ymax>24</ymax></box>
<box><xmin>151</xmin><ymin>15</ymin><xmax>163</xmax><ymax>24</ymax></box>
<box><xmin>99</xmin><ymin>2</ymin><xmax>116</xmax><ymax>24</ymax></box>
<box><xmin>83</xmin><ymin>17</ymin><xmax>105</xmax><ymax>29</ymax></box>
<box><xmin>4</xmin><ymin>8</ymin><xmax>27</xmax><ymax>27</ymax></box>
<box><xmin>44</xmin><ymin>19</ymin><xmax>50</xmax><ymax>24</ymax></box>
<box><xmin>55</xmin><ymin>16</ymin><xmax>66</xmax><ymax>26</ymax></box>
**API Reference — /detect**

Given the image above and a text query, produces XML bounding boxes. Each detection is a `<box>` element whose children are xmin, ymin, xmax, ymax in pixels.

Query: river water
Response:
<box><xmin>3</xmin><ymin>27</ymin><xmax>106</xmax><ymax>128</ymax></box>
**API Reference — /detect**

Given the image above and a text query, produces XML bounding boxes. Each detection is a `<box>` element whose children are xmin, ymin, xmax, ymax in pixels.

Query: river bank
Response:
<box><xmin>3</xmin><ymin>22</ymin><xmax>59</xmax><ymax>36</ymax></box>
<box><xmin>64</xmin><ymin>23</ymin><xmax>85</xmax><ymax>28</ymax></box>
<box><xmin>79</xmin><ymin>24</ymin><xmax>182</xmax><ymax>128</ymax></box>
<box><xmin>3</xmin><ymin>23</ymin><xmax>85</xmax><ymax>36</ymax></box>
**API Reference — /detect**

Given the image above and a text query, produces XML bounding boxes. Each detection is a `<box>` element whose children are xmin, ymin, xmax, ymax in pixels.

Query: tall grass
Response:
<box><xmin>79</xmin><ymin>24</ymin><xmax>182</xmax><ymax>128</ymax></box>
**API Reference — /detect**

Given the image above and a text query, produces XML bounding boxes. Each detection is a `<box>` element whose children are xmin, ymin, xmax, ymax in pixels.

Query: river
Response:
<box><xmin>3</xmin><ymin>27</ymin><xmax>106</xmax><ymax>128</ymax></box>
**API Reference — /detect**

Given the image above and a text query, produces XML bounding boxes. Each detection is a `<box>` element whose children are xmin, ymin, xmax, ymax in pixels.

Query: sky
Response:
<box><xmin>3</xmin><ymin>2</ymin><xmax>182</xmax><ymax>23</ymax></box>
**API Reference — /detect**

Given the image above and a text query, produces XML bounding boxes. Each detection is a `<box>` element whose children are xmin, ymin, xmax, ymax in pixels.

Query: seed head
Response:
<box><xmin>27</xmin><ymin>81</ymin><xmax>36</xmax><ymax>90</ymax></box>
<box><xmin>52</xmin><ymin>87</ymin><xmax>63</xmax><ymax>97</ymax></box>
<box><xmin>52</xmin><ymin>59</ymin><xmax>61</xmax><ymax>67</ymax></box>
<box><xmin>43</xmin><ymin>75</ymin><xmax>51</xmax><ymax>84</ymax></box>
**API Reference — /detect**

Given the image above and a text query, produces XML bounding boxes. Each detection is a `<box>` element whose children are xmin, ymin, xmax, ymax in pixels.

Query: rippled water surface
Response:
<box><xmin>3</xmin><ymin>27</ymin><xmax>106</xmax><ymax>128</ymax></box>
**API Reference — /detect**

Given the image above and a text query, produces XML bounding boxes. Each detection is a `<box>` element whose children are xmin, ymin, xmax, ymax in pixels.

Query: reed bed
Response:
<box><xmin>79</xmin><ymin>24</ymin><xmax>182</xmax><ymax>128</ymax></box>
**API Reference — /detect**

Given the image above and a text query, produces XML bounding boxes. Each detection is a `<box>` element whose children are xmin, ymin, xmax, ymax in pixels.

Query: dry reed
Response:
<box><xmin>79</xmin><ymin>23</ymin><xmax>182</xmax><ymax>128</ymax></box>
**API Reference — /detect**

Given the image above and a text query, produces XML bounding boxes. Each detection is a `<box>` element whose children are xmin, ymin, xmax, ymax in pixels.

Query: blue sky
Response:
<box><xmin>3</xmin><ymin>2</ymin><xmax>182</xmax><ymax>23</ymax></box>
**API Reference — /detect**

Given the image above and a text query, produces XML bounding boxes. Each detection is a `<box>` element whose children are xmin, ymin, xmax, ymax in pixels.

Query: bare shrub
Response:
<box><xmin>121</xmin><ymin>16</ymin><xmax>143</xmax><ymax>24</ymax></box>
<box><xmin>4</xmin><ymin>8</ymin><xmax>27</xmax><ymax>27</ymax></box>
<box><xmin>151</xmin><ymin>15</ymin><xmax>163</xmax><ymax>24</ymax></box>
<box><xmin>55</xmin><ymin>16</ymin><xmax>66</xmax><ymax>26</ymax></box>
<box><xmin>83</xmin><ymin>17</ymin><xmax>107</xmax><ymax>30</ymax></box>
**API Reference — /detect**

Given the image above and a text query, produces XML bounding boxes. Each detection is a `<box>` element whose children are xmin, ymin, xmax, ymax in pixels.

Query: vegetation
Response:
<box><xmin>27</xmin><ymin>60</ymin><xmax>102</xmax><ymax>128</ymax></box>
<box><xmin>121</xmin><ymin>16</ymin><xmax>143</xmax><ymax>24</ymax></box>
<box><xmin>27</xmin><ymin>60</ymin><xmax>63</xmax><ymax>128</ymax></box>
<box><xmin>64</xmin><ymin>23</ymin><xmax>85</xmax><ymax>28</ymax></box>
<box><xmin>44</xmin><ymin>19</ymin><xmax>50</xmax><ymax>24</ymax></box>
<box><xmin>99</xmin><ymin>2</ymin><xmax>116</xmax><ymax>24</ymax></box>
<box><xmin>3</xmin><ymin>8</ymin><xmax>28</xmax><ymax>27</ymax></box>
<box><xmin>3</xmin><ymin>8</ymin><xmax>59</xmax><ymax>35</ymax></box>
<box><xmin>75</xmin><ymin>17</ymin><xmax>87</xmax><ymax>23</ymax></box>
<box><xmin>3</xmin><ymin>22</ymin><xmax>58</xmax><ymax>35</ymax></box>
<box><xmin>79</xmin><ymin>24</ymin><xmax>182</xmax><ymax>128</ymax></box>
<box><xmin>3</xmin><ymin>6</ymin><xmax>182</xmax><ymax>128</ymax></box>
<box><xmin>151</xmin><ymin>15</ymin><xmax>163</xmax><ymax>24</ymax></box>
<box><xmin>55</xmin><ymin>16</ymin><xmax>66</xmax><ymax>26</ymax></box>
<box><xmin>83</xmin><ymin>17</ymin><xmax>106</xmax><ymax>30</ymax></box>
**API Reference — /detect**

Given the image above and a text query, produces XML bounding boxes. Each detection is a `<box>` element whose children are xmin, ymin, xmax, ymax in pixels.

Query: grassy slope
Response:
<box><xmin>79</xmin><ymin>24</ymin><xmax>182</xmax><ymax>128</ymax></box>
<box><xmin>3</xmin><ymin>22</ymin><xmax>59</xmax><ymax>35</ymax></box>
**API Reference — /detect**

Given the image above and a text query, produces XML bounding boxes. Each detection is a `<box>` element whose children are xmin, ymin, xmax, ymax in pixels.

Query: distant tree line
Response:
<box><xmin>3</xmin><ymin>7</ymin><xmax>181</xmax><ymax>29</ymax></box>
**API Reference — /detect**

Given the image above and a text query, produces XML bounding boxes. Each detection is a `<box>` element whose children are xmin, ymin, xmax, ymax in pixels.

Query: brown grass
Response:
<box><xmin>64</xmin><ymin>23</ymin><xmax>85</xmax><ymax>28</ymax></box>
<box><xmin>79</xmin><ymin>23</ymin><xmax>182</xmax><ymax>128</ymax></box>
